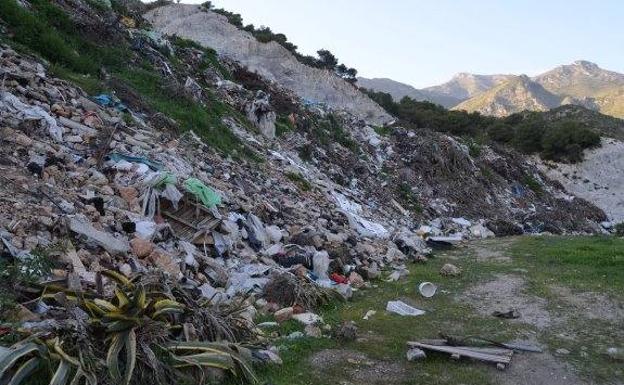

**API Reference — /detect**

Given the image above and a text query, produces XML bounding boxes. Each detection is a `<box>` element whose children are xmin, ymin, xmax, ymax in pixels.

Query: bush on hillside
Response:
<box><xmin>541</xmin><ymin>121</ymin><xmax>601</xmax><ymax>162</ymax></box>
<box><xmin>362</xmin><ymin>89</ymin><xmax>603</xmax><ymax>163</ymax></box>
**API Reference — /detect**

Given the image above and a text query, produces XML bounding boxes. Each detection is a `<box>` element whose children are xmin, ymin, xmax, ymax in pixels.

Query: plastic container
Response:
<box><xmin>418</xmin><ymin>282</ymin><xmax>437</xmax><ymax>298</ymax></box>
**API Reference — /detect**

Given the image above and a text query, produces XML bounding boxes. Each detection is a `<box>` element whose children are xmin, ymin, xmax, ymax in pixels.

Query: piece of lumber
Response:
<box><xmin>407</xmin><ymin>342</ymin><xmax>513</xmax><ymax>356</ymax></box>
<box><xmin>407</xmin><ymin>342</ymin><xmax>512</xmax><ymax>364</ymax></box>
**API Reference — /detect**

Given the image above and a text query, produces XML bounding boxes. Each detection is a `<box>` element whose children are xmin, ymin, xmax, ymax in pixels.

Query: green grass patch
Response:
<box><xmin>510</xmin><ymin>235</ymin><xmax>624</xmax><ymax>294</ymax></box>
<box><xmin>275</xmin><ymin>114</ymin><xmax>295</xmax><ymax>137</ymax></box>
<box><xmin>48</xmin><ymin>65</ymin><xmax>104</xmax><ymax>95</ymax></box>
<box><xmin>285</xmin><ymin>171</ymin><xmax>312</xmax><ymax>191</ymax></box>
<box><xmin>0</xmin><ymin>0</ymin><xmax>131</xmax><ymax>75</ymax></box>
<box><xmin>373</xmin><ymin>125</ymin><xmax>392</xmax><ymax>136</ymax></box>
<box><xmin>170</xmin><ymin>36</ymin><xmax>232</xmax><ymax>79</ymax></box>
<box><xmin>312</xmin><ymin>114</ymin><xmax>359</xmax><ymax>153</ymax></box>
<box><xmin>115</xmin><ymin>68</ymin><xmax>248</xmax><ymax>154</ymax></box>
<box><xmin>522</xmin><ymin>174</ymin><xmax>543</xmax><ymax>195</ymax></box>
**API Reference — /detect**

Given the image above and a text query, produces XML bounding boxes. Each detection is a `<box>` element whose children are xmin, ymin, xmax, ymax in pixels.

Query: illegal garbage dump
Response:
<box><xmin>0</xmin><ymin>1</ymin><xmax>623</xmax><ymax>385</ymax></box>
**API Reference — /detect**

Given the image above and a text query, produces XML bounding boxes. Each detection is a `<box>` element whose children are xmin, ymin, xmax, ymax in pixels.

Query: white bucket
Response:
<box><xmin>418</xmin><ymin>282</ymin><xmax>437</xmax><ymax>298</ymax></box>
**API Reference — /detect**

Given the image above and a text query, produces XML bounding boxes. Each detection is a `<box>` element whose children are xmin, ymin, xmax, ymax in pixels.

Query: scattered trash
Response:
<box><xmin>107</xmin><ymin>152</ymin><xmax>163</xmax><ymax>171</ymax></box>
<box><xmin>492</xmin><ymin>309</ymin><xmax>520</xmax><ymax>319</ymax></box>
<box><xmin>292</xmin><ymin>312</ymin><xmax>323</xmax><ymax>325</ymax></box>
<box><xmin>606</xmin><ymin>347</ymin><xmax>624</xmax><ymax>361</ymax></box>
<box><xmin>418</xmin><ymin>282</ymin><xmax>437</xmax><ymax>298</ymax></box>
<box><xmin>386</xmin><ymin>300</ymin><xmax>425</xmax><ymax>316</ymax></box>
<box><xmin>68</xmin><ymin>216</ymin><xmax>130</xmax><ymax>255</ymax></box>
<box><xmin>93</xmin><ymin>94</ymin><xmax>128</xmax><ymax>111</ymax></box>
<box><xmin>363</xmin><ymin>310</ymin><xmax>376</xmax><ymax>320</ymax></box>
<box><xmin>406</xmin><ymin>347</ymin><xmax>427</xmax><ymax>361</ymax></box>
<box><xmin>0</xmin><ymin>91</ymin><xmax>62</xmax><ymax>141</ymax></box>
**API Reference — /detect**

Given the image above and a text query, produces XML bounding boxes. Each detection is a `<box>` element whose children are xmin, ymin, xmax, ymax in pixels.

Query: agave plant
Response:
<box><xmin>0</xmin><ymin>337</ymin><xmax>96</xmax><ymax>385</ymax></box>
<box><xmin>2</xmin><ymin>269</ymin><xmax>260</xmax><ymax>385</ymax></box>
<box><xmin>167</xmin><ymin>341</ymin><xmax>258</xmax><ymax>384</ymax></box>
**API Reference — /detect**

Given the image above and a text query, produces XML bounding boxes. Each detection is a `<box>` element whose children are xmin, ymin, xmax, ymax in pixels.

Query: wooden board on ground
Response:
<box><xmin>407</xmin><ymin>341</ymin><xmax>513</xmax><ymax>365</ymax></box>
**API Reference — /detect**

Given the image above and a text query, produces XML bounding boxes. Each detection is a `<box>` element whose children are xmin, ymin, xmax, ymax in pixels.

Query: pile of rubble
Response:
<box><xmin>0</xmin><ymin>44</ymin><xmax>433</xmax><ymax>330</ymax></box>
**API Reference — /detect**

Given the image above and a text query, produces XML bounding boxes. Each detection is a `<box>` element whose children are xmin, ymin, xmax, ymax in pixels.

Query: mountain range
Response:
<box><xmin>358</xmin><ymin>60</ymin><xmax>624</xmax><ymax>118</ymax></box>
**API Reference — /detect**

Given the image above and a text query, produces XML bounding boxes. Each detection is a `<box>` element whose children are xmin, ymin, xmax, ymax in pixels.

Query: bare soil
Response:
<box><xmin>309</xmin><ymin>349</ymin><xmax>409</xmax><ymax>385</ymax></box>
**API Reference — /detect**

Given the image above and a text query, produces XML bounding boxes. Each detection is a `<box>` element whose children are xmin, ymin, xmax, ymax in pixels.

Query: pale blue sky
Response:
<box><xmin>182</xmin><ymin>0</ymin><xmax>623</xmax><ymax>88</ymax></box>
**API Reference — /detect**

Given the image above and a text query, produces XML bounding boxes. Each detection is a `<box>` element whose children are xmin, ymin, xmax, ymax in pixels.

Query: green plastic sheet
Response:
<box><xmin>183</xmin><ymin>178</ymin><xmax>221</xmax><ymax>208</ymax></box>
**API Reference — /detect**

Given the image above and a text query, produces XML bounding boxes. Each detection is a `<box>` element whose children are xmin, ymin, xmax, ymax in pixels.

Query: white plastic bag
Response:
<box><xmin>312</xmin><ymin>250</ymin><xmax>330</xmax><ymax>279</ymax></box>
<box><xmin>386</xmin><ymin>300</ymin><xmax>425</xmax><ymax>316</ymax></box>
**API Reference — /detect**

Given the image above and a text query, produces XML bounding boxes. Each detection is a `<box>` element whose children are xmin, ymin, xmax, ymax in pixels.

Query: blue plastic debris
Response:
<box><xmin>93</xmin><ymin>94</ymin><xmax>128</xmax><ymax>112</ymax></box>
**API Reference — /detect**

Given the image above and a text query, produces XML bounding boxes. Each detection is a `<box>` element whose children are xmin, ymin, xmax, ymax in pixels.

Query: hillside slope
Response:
<box><xmin>356</xmin><ymin>77</ymin><xmax>462</xmax><ymax>108</ymax></box>
<box><xmin>144</xmin><ymin>4</ymin><xmax>392</xmax><ymax>125</ymax></box>
<box><xmin>592</xmin><ymin>85</ymin><xmax>624</xmax><ymax>118</ymax></box>
<box><xmin>537</xmin><ymin>138</ymin><xmax>624</xmax><ymax>223</ymax></box>
<box><xmin>452</xmin><ymin>75</ymin><xmax>561</xmax><ymax>116</ymax></box>
<box><xmin>356</xmin><ymin>77</ymin><xmax>429</xmax><ymax>102</ymax></box>
<box><xmin>422</xmin><ymin>72</ymin><xmax>514</xmax><ymax>104</ymax></box>
<box><xmin>533</xmin><ymin>60</ymin><xmax>624</xmax><ymax>98</ymax></box>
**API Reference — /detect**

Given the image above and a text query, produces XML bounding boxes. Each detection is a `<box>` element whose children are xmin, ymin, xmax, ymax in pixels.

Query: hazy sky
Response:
<box><xmin>182</xmin><ymin>0</ymin><xmax>623</xmax><ymax>88</ymax></box>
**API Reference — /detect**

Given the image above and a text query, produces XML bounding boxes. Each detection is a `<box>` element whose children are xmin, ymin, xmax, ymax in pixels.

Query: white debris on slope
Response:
<box><xmin>143</xmin><ymin>4</ymin><xmax>393</xmax><ymax>126</ymax></box>
<box><xmin>332</xmin><ymin>191</ymin><xmax>390</xmax><ymax>238</ymax></box>
<box><xmin>536</xmin><ymin>138</ymin><xmax>624</xmax><ymax>223</ymax></box>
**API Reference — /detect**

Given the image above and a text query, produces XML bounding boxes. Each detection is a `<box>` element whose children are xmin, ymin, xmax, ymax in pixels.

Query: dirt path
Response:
<box><xmin>452</xmin><ymin>238</ymin><xmax>624</xmax><ymax>385</ymax></box>
<box><xmin>445</xmin><ymin>239</ymin><xmax>582</xmax><ymax>385</ymax></box>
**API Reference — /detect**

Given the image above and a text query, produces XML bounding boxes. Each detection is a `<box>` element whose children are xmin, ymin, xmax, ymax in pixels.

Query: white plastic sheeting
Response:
<box><xmin>0</xmin><ymin>91</ymin><xmax>63</xmax><ymax>141</ymax></box>
<box><xmin>332</xmin><ymin>191</ymin><xmax>389</xmax><ymax>239</ymax></box>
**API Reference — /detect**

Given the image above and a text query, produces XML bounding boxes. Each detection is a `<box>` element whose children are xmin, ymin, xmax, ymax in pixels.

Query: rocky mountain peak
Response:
<box><xmin>571</xmin><ymin>60</ymin><xmax>600</xmax><ymax>70</ymax></box>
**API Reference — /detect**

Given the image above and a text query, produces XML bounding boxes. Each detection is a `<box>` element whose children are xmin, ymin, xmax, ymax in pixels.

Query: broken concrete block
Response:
<box><xmin>130</xmin><ymin>237</ymin><xmax>154</xmax><ymax>258</ymax></box>
<box><xmin>274</xmin><ymin>307</ymin><xmax>294</xmax><ymax>323</ymax></box>
<box><xmin>292</xmin><ymin>312</ymin><xmax>323</xmax><ymax>325</ymax></box>
<box><xmin>406</xmin><ymin>348</ymin><xmax>427</xmax><ymax>361</ymax></box>
<box><xmin>69</xmin><ymin>217</ymin><xmax>129</xmax><ymax>255</ymax></box>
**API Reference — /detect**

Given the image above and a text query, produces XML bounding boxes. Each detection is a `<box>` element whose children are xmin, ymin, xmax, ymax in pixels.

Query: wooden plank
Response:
<box><xmin>407</xmin><ymin>342</ymin><xmax>512</xmax><ymax>364</ymax></box>
<box><xmin>450</xmin><ymin>346</ymin><xmax>513</xmax><ymax>357</ymax></box>
<box><xmin>407</xmin><ymin>339</ymin><xmax>514</xmax><ymax>356</ymax></box>
<box><xmin>407</xmin><ymin>342</ymin><xmax>513</xmax><ymax>355</ymax></box>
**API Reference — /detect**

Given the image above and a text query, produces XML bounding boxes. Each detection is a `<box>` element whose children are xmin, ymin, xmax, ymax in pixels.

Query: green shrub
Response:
<box><xmin>363</xmin><ymin>89</ymin><xmax>602</xmax><ymax>163</ymax></box>
<box><xmin>275</xmin><ymin>115</ymin><xmax>295</xmax><ymax>137</ymax></box>
<box><xmin>541</xmin><ymin>121</ymin><xmax>601</xmax><ymax>162</ymax></box>
<box><xmin>523</xmin><ymin>174</ymin><xmax>543</xmax><ymax>194</ymax></box>
<box><xmin>614</xmin><ymin>222</ymin><xmax>624</xmax><ymax>237</ymax></box>
<box><xmin>487</xmin><ymin>121</ymin><xmax>514</xmax><ymax>143</ymax></box>
<box><xmin>466</xmin><ymin>140</ymin><xmax>482</xmax><ymax>157</ymax></box>
<box><xmin>285</xmin><ymin>171</ymin><xmax>312</xmax><ymax>191</ymax></box>
<box><xmin>397</xmin><ymin>182</ymin><xmax>422</xmax><ymax>213</ymax></box>
<box><xmin>0</xmin><ymin>0</ymin><xmax>130</xmax><ymax>74</ymax></box>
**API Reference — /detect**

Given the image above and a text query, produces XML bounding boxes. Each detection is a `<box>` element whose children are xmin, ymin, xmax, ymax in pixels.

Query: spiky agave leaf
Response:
<box><xmin>122</xmin><ymin>329</ymin><xmax>137</xmax><ymax>385</ymax></box>
<box><xmin>114</xmin><ymin>287</ymin><xmax>130</xmax><ymax>309</ymax></box>
<box><xmin>101</xmin><ymin>270</ymin><xmax>134</xmax><ymax>289</ymax></box>
<box><xmin>166</xmin><ymin>342</ymin><xmax>258</xmax><ymax>384</ymax></box>
<box><xmin>49</xmin><ymin>360</ymin><xmax>71</xmax><ymax>385</ymax></box>
<box><xmin>106</xmin><ymin>329</ymin><xmax>137</xmax><ymax>385</ymax></box>
<box><xmin>6</xmin><ymin>357</ymin><xmax>40</xmax><ymax>385</ymax></box>
<box><xmin>0</xmin><ymin>342</ymin><xmax>46</xmax><ymax>380</ymax></box>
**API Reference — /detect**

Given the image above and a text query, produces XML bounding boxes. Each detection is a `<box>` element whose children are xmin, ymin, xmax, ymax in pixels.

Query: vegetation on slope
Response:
<box><xmin>200</xmin><ymin>1</ymin><xmax>358</xmax><ymax>83</ymax></box>
<box><xmin>364</xmin><ymin>89</ymin><xmax>603</xmax><ymax>163</ymax></box>
<box><xmin>0</xmin><ymin>0</ymin><xmax>248</xmax><ymax>155</ymax></box>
